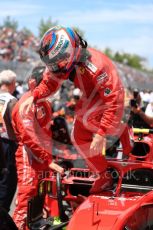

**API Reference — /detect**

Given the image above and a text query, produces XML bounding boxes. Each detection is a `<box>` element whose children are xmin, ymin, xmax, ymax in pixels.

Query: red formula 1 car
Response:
<box><xmin>27</xmin><ymin>128</ymin><xmax>153</xmax><ymax>230</ymax></box>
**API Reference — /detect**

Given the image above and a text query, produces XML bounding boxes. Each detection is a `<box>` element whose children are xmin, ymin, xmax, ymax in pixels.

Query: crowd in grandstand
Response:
<box><xmin>0</xmin><ymin>27</ymin><xmax>39</xmax><ymax>63</ymax></box>
<box><xmin>0</xmin><ymin>27</ymin><xmax>153</xmax><ymax>89</ymax></box>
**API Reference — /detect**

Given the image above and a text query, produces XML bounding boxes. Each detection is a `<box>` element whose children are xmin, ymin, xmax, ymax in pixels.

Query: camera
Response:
<box><xmin>130</xmin><ymin>99</ymin><xmax>138</xmax><ymax>108</ymax></box>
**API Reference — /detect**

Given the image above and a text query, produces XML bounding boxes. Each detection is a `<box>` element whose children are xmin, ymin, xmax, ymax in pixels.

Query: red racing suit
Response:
<box><xmin>12</xmin><ymin>91</ymin><xmax>53</xmax><ymax>230</ymax></box>
<box><xmin>33</xmin><ymin>47</ymin><xmax>125</xmax><ymax>173</ymax></box>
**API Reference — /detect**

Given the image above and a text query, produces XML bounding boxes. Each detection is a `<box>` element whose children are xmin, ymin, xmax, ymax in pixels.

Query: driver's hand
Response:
<box><xmin>90</xmin><ymin>134</ymin><xmax>105</xmax><ymax>157</ymax></box>
<box><xmin>49</xmin><ymin>162</ymin><xmax>64</xmax><ymax>174</ymax></box>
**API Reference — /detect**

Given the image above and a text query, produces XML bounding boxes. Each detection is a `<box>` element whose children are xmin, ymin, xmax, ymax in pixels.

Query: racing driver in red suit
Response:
<box><xmin>12</xmin><ymin>66</ymin><xmax>63</xmax><ymax>230</ymax></box>
<box><xmin>32</xmin><ymin>26</ymin><xmax>126</xmax><ymax>193</ymax></box>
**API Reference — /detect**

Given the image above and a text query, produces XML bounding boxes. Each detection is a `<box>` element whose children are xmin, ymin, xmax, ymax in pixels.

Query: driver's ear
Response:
<box><xmin>28</xmin><ymin>79</ymin><xmax>37</xmax><ymax>91</ymax></box>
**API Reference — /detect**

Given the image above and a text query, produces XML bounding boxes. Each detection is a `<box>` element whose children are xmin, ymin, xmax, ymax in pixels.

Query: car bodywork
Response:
<box><xmin>27</xmin><ymin>128</ymin><xmax>153</xmax><ymax>230</ymax></box>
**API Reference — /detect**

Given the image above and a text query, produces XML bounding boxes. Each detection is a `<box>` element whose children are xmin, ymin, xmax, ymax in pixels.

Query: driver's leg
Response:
<box><xmin>71</xmin><ymin>119</ymin><xmax>107</xmax><ymax>173</ymax></box>
<box><xmin>13</xmin><ymin>146</ymin><xmax>38</xmax><ymax>230</ymax></box>
<box><xmin>71</xmin><ymin>119</ymin><xmax>112</xmax><ymax>193</ymax></box>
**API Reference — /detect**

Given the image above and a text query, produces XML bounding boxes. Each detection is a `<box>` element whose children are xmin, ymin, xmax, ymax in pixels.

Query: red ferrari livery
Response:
<box><xmin>27</xmin><ymin>128</ymin><xmax>153</xmax><ymax>230</ymax></box>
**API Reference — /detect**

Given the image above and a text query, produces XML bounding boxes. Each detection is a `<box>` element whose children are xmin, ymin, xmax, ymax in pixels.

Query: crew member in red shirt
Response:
<box><xmin>12</xmin><ymin>66</ymin><xmax>63</xmax><ymax>229</ymax></box>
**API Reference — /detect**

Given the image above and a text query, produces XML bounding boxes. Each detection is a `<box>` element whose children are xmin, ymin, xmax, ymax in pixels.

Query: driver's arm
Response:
<box><xmin>33</xmin><ymin>68</ymin><xmax>64</xmax><ymax>101</ymax></box>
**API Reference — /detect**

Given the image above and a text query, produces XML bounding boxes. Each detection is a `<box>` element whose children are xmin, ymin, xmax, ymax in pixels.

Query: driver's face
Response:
<box><xmin>46</xmin><ymin>52</ymin><xmax>70</xmax><ymax>73</ymax></box>
<box><xmin>46</xmin><ymin>65</ymin><xmax>69</xmax><ymax>80</ymax></box>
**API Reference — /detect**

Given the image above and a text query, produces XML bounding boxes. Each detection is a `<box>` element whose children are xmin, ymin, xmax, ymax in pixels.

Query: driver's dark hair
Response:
<box><xmin>29</xmin><ymin>66</ymin><xmax>46</xmax><ymax>86</ymax></box>
<box><xmin>74</xmin><ymin>30</ymin><xmax>88</xmax><ymax>49</ymax></box>
<box><xmin>73</xmin><ymin>31</ymin><xmax>91</xmax><ymax>63</ymax></box>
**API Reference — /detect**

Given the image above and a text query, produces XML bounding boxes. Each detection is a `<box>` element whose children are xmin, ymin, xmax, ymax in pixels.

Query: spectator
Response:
<box><xmin>13</xmin><ymin>81</ymin><xmax>25</xmax><ymax>99</ymax></box>
<box><xmin>132</xmin><ymin>98</ymin><xmax>153</xmax><ymax>127</ymax></box>
<box><xmin>145</xmin><ymin>98</ymin><xmax>153</xmax><ymax>118</ymax></box>
<box><xmin>129</xmin><ymin>89</ymin><xmax>151</xmax><ymax>128</ymax></box>
<box><xmin>141</xmin><ymin>89</ymin><xmax>150</xmax><ymax>107</ymax></box>
<box><xmin>0</xmin><ymin>70</ymin><xmax>18</xmax><ymax>212</ymax></box>
<box><xmin>131</xmin><ymin>103</ymin><xmax>153</xmax><ymax>127</ymax></box>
